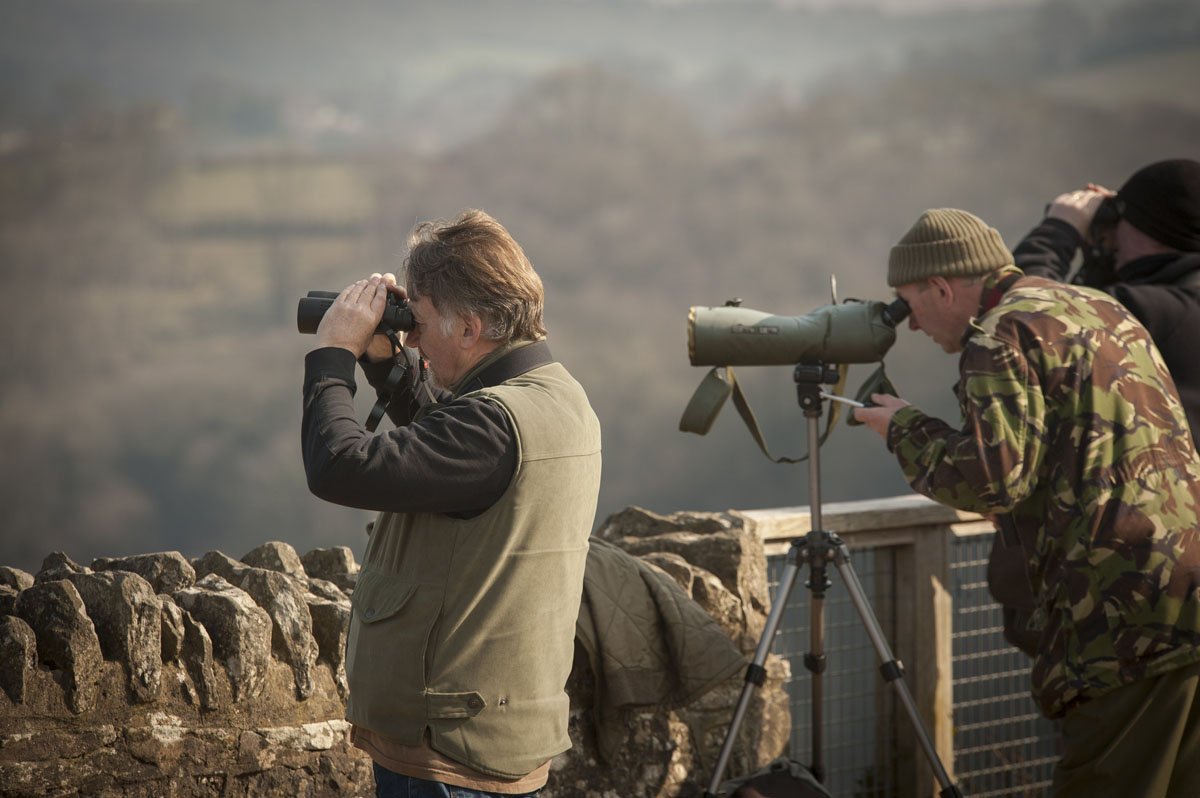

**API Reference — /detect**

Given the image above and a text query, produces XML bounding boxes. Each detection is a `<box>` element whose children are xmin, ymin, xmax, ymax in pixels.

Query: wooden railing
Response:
<box><xmin>736</xmin><ymin>494</ymin><xmax>994</xmax><ymax>798</ymax></box>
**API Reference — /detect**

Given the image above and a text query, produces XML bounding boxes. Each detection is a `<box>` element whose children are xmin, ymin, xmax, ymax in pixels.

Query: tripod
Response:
<box><xmin>704</xmin><ymin>364</ymin><xmax>963</xmax><ymax>798</ymax></box>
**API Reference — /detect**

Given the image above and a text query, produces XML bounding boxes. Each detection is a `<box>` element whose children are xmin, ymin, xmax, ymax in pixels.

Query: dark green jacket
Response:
<box><xmin>346</xmin><ymin>354</ymin><xmax>602</xmax><ymax>777</ymax></box>
<box><xmin>888</xmin><ymin>268</ymin><xmax>1200</xmax><ymax>718</ymax></box>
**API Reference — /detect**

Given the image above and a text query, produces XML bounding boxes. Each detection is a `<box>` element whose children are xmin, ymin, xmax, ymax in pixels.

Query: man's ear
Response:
<box><xmin>458</xmin><ymin>315</ymin><xmax>483</xmax><ymax>349</ymax></box>
<box><xmin>927</xmin><ymin>275</ymin><xmax>955</xmax><ymax>305</ymax></box>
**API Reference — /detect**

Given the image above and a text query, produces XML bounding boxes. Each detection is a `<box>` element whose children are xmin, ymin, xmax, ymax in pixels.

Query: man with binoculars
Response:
<box><xmin>855</xmin><ymin>208</ymin><xmax>1200</xmax><ymax>797</ymax></box>
<box><xmin>1013</xmin><ymin>157</ymin><xmax>1200</xmax><ymax>448</ymax></box>
<box><xmin>301</xmin><ymin>209</ymin><xmax>601</xmax><ymax>797</ymax></box>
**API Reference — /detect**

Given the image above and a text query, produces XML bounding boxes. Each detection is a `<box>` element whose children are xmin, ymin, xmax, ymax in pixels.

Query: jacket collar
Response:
<box><xmin>977</xmin><ymin>265</ymin><xmax>1025</xmax><ymax>317</ymax></box>
<box><xmin>450</xmin><ymin>339</ymin><xmax>554</xmax><ymax>397</ymax></box>
<box><xmin>1117</xmin><ymin>252</ymin><xmax>1200</xmax><ymax>288</ymax></box>
<box><xmin>960</xmin><ymin>265</ymin><xmax>1024</xmax><ymax>347</ymax></box>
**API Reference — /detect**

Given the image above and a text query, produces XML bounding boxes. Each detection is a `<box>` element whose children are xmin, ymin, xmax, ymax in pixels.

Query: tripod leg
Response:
<box><xmin>803</xmin><ymin>409</ymin><xmax>828</xmax><ymax>781</ymax></box>
<box><xmin>831</xmin><ymin>545</ymin><xmax>963</xmax><ymax>798</ymax></box>
<box><xmin>705</xmin><ymin>548</ymin><xmax>805</xmax><ymax>798</ymax></box>
<box><xmin>806</xmin><ymin>557</ymin><xmax>830</xmax><ymax>782</ymax></box>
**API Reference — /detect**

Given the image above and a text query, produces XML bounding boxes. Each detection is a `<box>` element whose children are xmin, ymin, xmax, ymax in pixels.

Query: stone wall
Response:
<box><xmin>0</xmin><ymin>508</ymin><xmax>789</xmax><ymax>797</ymax></box>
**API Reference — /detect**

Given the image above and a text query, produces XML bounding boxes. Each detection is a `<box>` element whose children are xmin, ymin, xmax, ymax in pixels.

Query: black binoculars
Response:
<box><xmin>296</xmin><ymin>290</ymin><xmax>415</xmax><ymax>335</ymax></box>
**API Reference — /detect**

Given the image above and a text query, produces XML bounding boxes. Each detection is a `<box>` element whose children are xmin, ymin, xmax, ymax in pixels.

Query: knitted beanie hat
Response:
<box><xmin>887</xmin><ymin>208</ymin><xmax>1013</xmax><ymax>287</ymax></box>
<box><xmin>1117</xmin><ymin>158</ymin><xmax>1200</xmax><ymax>252</ymax></box>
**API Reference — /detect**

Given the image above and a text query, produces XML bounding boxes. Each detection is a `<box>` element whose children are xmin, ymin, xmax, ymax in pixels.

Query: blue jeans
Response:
<box><xmin>372</xmin><ymin>762</ymin><xmax>540</xmax><ymax>798</ymax></box>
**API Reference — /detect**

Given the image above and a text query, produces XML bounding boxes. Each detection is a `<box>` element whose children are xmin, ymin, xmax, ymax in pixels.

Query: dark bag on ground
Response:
<box><xmin>719</xmin><ymin>757</ymin><xmax>834</xmax><ymax>798</ymax></box>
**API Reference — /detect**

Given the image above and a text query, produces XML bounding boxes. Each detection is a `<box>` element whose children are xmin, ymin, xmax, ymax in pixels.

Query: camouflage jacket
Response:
<box><xmin>887</xmin><ymin>266</ymin><xmax>1200</xmax><ymax>718</ymax></box>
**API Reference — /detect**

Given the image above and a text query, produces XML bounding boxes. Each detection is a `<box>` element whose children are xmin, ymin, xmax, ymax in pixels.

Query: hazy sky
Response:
<box><xmin>740</xmin><ymin>0</ymin><xmax>1039</xmax><ymax>10</ymax></box>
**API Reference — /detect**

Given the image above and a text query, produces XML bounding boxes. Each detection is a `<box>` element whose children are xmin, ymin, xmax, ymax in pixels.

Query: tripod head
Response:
<box><xmin>794</xmin><ymin>364</ymin><xmax>842</xmax><ymax>416</ymax></box>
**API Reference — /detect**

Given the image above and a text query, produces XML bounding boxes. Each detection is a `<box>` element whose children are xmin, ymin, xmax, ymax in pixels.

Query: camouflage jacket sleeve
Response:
<box><xmin>886</xmin><ymin>332</ymin><xmax>1045</xmax><ymax>515</ymax></box>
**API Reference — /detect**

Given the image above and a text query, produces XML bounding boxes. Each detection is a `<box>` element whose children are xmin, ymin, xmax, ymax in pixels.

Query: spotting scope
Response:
<box><xmin>687</xmin><ymin>297</ymin><xmax>910</xmax><ymax>367</ymax></box>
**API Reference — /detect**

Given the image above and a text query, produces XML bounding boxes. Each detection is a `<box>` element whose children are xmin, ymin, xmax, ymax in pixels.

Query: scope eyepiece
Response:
<box><xmin>881</xmin><ymin>297</ymin><xmax>911</xmax><ymax>328</ymax></box>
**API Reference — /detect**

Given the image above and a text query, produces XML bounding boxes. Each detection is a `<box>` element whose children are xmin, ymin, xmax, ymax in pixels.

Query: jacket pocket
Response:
<box><xmin>345</xmin><ymin>568</ymin><xmax>432</xmax><ymax>721</ymax></box>
<box><xmin>351</xmin><ymin>568</ymin><xmax>418</xmax><ymax>625</ymax></box>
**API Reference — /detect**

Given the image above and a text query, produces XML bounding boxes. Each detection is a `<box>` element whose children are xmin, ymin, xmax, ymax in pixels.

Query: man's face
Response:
<box><xmin>895</xmin><ymin>280</ymin><xmax>967</xmax><ymax>354</ymax></box>
<box><xmin>402</xmin><ymin>292</ymin><xmax>468</xmax><ymax>390</ymax></box>
<box><xmin>1112</xmin><ymin>218</ymin><xmax>1146</xmax><ymax>270</ymax></box>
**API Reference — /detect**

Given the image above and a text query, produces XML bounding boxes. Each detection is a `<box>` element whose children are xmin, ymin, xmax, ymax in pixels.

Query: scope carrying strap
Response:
<box><xmin>679</xmin><ymin>364</ymin><xmax>850</xmax><ymax>464</ymax></box>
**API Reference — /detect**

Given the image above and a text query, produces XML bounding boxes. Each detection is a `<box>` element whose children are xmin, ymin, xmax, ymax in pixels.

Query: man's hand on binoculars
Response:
<box><xmin>363</xmin><ymin>273</ymin><xmax>408</xmax><ymax>362</ymax></box>
<box><xmin>315</xmin><ymin>274</ymin><xmax>397</xmax><ymax>358</ymax></box>
<box><xmin>853</xmin><ymin>393</ymin><xmax>911</xmax><ymax>440</ymax></box>
<box><xmin>1046</xmin><ymin>185</ymin><xmax>1114</xmax><ymax>238</ymax></box>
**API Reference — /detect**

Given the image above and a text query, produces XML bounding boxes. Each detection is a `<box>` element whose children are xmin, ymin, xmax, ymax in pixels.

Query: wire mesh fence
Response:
<box><xmin>950</xmin><ymin>534</ymin><xmax>1059</xmax><ymax>797</ymax></box>
<box><xmin>765</xmin><ymin>532</ymin><xmax>1058</xmax><ymax>798</ymax></box>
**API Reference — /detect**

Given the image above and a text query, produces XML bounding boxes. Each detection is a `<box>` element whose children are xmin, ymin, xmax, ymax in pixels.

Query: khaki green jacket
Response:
<box><xmin>346</xmin><ymin>357</ymin><xmax>602</xmax><ymax>777</ymax></box>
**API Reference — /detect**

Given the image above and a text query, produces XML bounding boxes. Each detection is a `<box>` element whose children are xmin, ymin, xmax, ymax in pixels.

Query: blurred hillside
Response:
<box><xmin>1</xmin><ymin>0</ymin><xmax>1199</xmax><ymax>573</ymax></box>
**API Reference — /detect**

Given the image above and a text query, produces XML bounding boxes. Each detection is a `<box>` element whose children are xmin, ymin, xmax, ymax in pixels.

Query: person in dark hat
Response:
<box><xmin>1014</xmin><ymin>158</ymin><xmax>1200</xmax><ymax>446</ymax></box>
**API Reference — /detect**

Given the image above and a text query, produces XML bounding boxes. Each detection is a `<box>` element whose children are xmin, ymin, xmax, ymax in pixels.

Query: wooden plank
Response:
<box><xmin>761</xmin><ymin>528</ymin><xmax>916</xmax><ymax>558</ymax></box>
<box><xmin>737</xmin><ymin>494</ymin><xmax>985</xmax><ymax>546</ymax></box>
<box><xmin>911</xmin><ymin>525</ymin><xmax>956</xmax><ymax>798</ymax></box>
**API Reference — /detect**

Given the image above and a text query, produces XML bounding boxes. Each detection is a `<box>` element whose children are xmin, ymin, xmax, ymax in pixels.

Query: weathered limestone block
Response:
<box><xmin>256</xmin><ymin>718</ymin><xmax>351</xmax><ymax>751</ymax></box>
<box><xmin>641</xmin><ymin>550</ymin><xmax>696</xmax><ymax>593</ymax></box>
<box><xmin>0</xmin><ymin>565</ymin><xmax>34</xmax><ymax>591</ymax></box>
<box><xmin>305</xmin><ymin>594</ymin><xmax>350</xmax><ymax>700</ymax></box>
<box><xmin>13</xmin><ymin>579</ymin><xmax>103</xmax><ymax>714</ymax></box>
<box><xmin>0</xmin><ymin>724</ymin><xmax>120</xmax><ymax>765</ymax></box>
<box><xmin>0</xmin><ymin>615</ymin><xmax>37</xmax><ymax>703</ymax></box>
<box><xmin>242</xmin><ymin>541</ymin><xmax>307</xmax><ymax>583</ymax></box>
<box><xmin>179</xmin><ymin>607</ymin><xmax>219</xmax><ymax>710</ymax></box>
<box><xmin>596</xmin><ymin>506</ymin><xmax>770</xmax><ymax>651</ymax></box>
<box><xmin>173</xmin><ymin>574</ymin><xmax>271</xmax><ymax>703</ymax></box>
<box><xmin>191</xmin><ymin>549</ymin><xmax>248</xmax><ymax>585</ymax></box>
<box><xmin>92</xmin><ymin>551</ymin><xmax>196</xmax><ymax>595</ymax></box>
<box><xmin>691</xmin><ymin>567</ymin><xmax>748</xmax><ymax>644</ymax></box>
<box><xmin>159</xmin><ymin>595</ymin><xmax>186</xmax><ymax>663</ymax></box>
<box><xmin>307</xmin><ymin>577</ymin><xmax>348</xmax><ymax>602</ymax></box>
<box><xmin>235</xmin><ymin>728</ymin><xmax>278</xmax><ymax>774</ymax></box>
<box><xmin>63</xmin><ymin>570</ymin><xmax>163</xmax><ymax>704</ymax></box>
<box><xmin>552</xmin><ymin>649</ymin><xmax>689</xmax><ymax>797</ymax></box>
<box><xmin>34</xmin><ymin>551</ymin><xmax>90</xmax><ymax>582</ymax></box>
<box><xmin>675</xmin><ymin>653</ymin><xmax>793</xmax><ymax>783</ymax></box>
<box><xmin>0</xmin><ymin>584</ymin><xmax>17</xmax><ymax>616</ymax></box>
<box><xmin>237</xmin><ymin>567</ymin><xmax>319</xmax><ymax>700</ymax></box>
<box><xmin>123</xmin><ymin>711</ymin><xmax>198</xmax><ymax>767</ymax></box>
<box><xmin>301</xmin><ymin>545</ymin><xmax>359</xmax><ymax>593</ymax></box>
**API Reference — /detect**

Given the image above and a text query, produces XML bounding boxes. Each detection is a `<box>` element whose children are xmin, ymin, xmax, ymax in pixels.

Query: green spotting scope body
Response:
<box><xmin>687</xmin><ymin>298</ymin><xmax>909</xmax><ymax>366</ymax></box>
